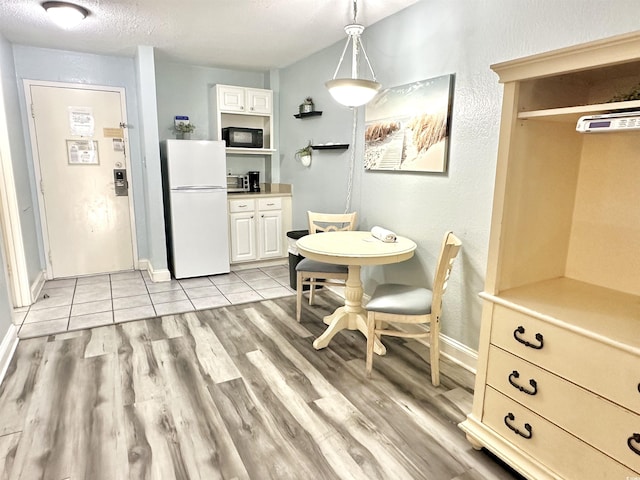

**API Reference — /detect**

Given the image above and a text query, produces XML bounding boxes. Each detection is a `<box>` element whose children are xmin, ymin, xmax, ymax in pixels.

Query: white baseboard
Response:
<box><xmin>30</xmin><ymin>269</ymin><xmax>46</xmax><ymax>304</ymax></box>
<box><xmin>230</xmin><ymin>258</ymin><xmax>288</xmax><ymax>271</ymax></box>
<box><xmin>439</xmin><ymin>333</ymin><xmax>477</xmax><ymax>374</ymax></box>
<box><xmin>0</xmin><ymin>324</ymin><xmax>19</xmax><ymax>385</ymax></box>
<box><xmin>138</xmin><ymin>259</ymin><xmax>171</xmax><ymax>283</ymax></box>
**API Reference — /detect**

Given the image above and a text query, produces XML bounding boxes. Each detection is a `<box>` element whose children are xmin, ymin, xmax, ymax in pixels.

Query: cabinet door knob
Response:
<box><xmin>513</xmin><ymin>326</ymin><xmax>544</xmax><ymax>349</ymax></box>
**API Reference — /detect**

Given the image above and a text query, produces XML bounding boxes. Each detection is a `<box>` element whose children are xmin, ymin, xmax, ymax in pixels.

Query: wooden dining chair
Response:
<box><xmin>364</xmin><ymin>231</ymin><xmax>462</xmax><ymax>386</ymax></box>
<box><xmin>295</xmin><ymin>211</ymin><xmax>358</xmax><ymax>322</ymax></box>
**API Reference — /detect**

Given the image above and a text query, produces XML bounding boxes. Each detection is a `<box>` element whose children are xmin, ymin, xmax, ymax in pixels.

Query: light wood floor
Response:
<box><xmin>0</xmin><ymin>291</ymin><xmax>522</xmax><ymax>479</ymax></box>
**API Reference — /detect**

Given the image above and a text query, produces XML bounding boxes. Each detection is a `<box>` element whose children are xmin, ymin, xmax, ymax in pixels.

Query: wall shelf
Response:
<box><xmin>294</xmin><ymin>111</ymin><xmax>323</xmax><ymax>119</ymax></box>
<box><xmin>311</xmin><ymin>144</ymin><xmax>349</xmax><ymax>150</ymax></box>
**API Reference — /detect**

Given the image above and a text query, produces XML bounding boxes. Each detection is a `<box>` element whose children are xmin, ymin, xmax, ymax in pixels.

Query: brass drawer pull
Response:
<box><xmin>513</xmin><ymin>326</ymin><xmax>544</xmax><ymax>349</ymax></box>
<box><xmin>504</xmin><ymin>413</ymin><xmax>533</xmax><ymax>439</ymax></box>
<box><xmin>628</xmin><ymin>433</ymin><xmax>640</xmax><ymax>455</ymax></box>
<box><xmin>508</xmin><ymin>370</ymin><xmax>538</xmax><ymax>395</ymax></box>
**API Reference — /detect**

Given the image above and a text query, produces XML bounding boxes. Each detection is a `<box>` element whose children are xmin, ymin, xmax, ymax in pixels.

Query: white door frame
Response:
<box><xmin>0</xmin><ymin>151</ymin><xmax>31</xmax><ymax>308</ymax></box>
<box><xmin>24</xmin><ymin>80</ymin><xmax>139</xmax><ymax>280</ymax></box>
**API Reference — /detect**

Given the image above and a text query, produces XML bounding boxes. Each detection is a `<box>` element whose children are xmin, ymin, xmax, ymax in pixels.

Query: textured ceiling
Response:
<box><xmin>0</xmin><ymin>0</ymin><xmax>418</xmax><ymax>70</ymax></box>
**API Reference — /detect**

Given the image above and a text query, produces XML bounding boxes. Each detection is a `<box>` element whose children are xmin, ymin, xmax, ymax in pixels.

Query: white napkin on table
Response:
<box><xmin>371</xmin><ymin>226</ymin><xmax>397</xmax><ymax>243</ymax></box>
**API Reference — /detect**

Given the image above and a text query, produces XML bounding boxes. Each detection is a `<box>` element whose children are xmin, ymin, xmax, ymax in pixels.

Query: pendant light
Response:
<box><xmin>326</xmin><ymin>0</ymin><xmax>381</xmax><ymax>107</ymax></box>
<box><xmin>42</xmin><ymin>1</ymin><xmax>88</xmax><ymax>29</ymax></box>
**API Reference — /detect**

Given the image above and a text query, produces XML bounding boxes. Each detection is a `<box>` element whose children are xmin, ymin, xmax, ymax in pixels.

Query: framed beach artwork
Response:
<box><xmin>364</xmin><ymin>74</ymin><xmax>454</xmax><ymax>173</ymax></box>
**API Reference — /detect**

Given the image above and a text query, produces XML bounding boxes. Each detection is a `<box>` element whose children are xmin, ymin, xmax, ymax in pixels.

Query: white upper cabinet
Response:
<box><xmin>246</xmin><ymin>88</ymin><xmax>272</xmax><ymax>114</ymax></box>
<box><xmin>210</xmin><ymin>84</ymin><xmax>275</xmax><ymax>153</ymax></box>
<box><xmin>217</xmin><ymin>85</ymin><xmax>272</xmax><ymax>115</ymax></box>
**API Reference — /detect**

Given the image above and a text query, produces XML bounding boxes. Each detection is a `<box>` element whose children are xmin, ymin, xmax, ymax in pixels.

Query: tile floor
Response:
<box><xmin>13</xmin><ymin>265</ymin><xmax>295</xmax><ymax>339</ymax></box>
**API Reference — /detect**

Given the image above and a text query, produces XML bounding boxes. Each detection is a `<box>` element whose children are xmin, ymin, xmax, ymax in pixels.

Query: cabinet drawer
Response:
<box><xmin>483</xmin><ymin>387</ymin><xmax>635</xmax><ymax>479</ymax></box>
<box><xmin>229</xmin><ymin>198</ymin><xmax>255</xmax><ymax>213</ymax></box>
<box><xmin>487</xmin><ymin>346</ymin><xmax>640</xmax><ymax>472</ymax></box>
<box><xmin>490</xmin><ymin>304</ymin><xmax>640</xmax><ymax>414</ymax></box>
<box><xmin>258</xmin><ymin>197</ymin><xmax>281</xmax><ymax>211</ymax></box>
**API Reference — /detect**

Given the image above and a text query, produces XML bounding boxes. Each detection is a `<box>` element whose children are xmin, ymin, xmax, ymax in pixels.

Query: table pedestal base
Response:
<box><xmin>312</xmin><ymin>308</ymin><xmax>387</xmax><ymax>356</ymax></box>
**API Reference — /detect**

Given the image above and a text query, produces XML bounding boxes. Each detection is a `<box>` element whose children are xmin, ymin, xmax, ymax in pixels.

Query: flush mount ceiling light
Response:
<box><xmin>325</xmin><ymin>0</ymin><xmax>381</xmax><ymax>107</ymax></box>
<box><xmin>42</xmin><ymin>1</ymin><xmax>88</xmax><ymax>29</ymax></box>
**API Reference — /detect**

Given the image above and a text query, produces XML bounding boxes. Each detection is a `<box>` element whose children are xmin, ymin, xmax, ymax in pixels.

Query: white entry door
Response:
<box><xmin>26</xmin><ymin>82</ymin><xmax>136</xmax><ymax>279</ymax></box>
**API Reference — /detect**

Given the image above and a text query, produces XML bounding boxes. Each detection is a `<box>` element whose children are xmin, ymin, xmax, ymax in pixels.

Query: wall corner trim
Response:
<box><xmin>0</xmin><ymin>324</ymin><xmax>19</xmax><ymax>386</ymax></box>
<box><xmin>138</xmin><ymin>258</ymin><xmax>171</xmax><ymax>283</ymax></box>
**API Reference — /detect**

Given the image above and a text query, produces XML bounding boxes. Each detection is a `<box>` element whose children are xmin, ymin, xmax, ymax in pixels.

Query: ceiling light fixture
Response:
<box><xmin>42</xmin><ymin>1</ymin><xmax>88</xmax><ymax>29</ymax></box>
<box><xmin>326</xmin><ymin>0</ymin><xmax>381</xmax><ymax>107</ymax></box>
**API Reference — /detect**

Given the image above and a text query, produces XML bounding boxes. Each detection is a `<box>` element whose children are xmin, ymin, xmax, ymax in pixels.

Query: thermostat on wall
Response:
<box><xmin>576</xmin><ymin>111</ymin><xmax>640</xmax><ymax>133</ymax></box>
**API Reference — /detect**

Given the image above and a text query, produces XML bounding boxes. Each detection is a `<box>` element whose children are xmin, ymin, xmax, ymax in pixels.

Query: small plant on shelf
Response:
<box><xmin>299</xmin><ymin>97</ymin><xmax>314</xmax><ymax>114</ymax></box>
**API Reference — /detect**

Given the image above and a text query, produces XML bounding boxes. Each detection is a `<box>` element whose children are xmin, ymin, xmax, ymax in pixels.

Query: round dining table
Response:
<box><xmin>296</xmin><ymin>230</ymin><xmax>417</xmax><ymax>354</ymax></box>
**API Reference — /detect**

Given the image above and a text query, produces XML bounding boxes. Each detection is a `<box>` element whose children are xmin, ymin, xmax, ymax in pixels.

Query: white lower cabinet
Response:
<box><xmin>228</xmin><ymin>196</ymin><xmax>290</xmax><ymax>264</ymax></box>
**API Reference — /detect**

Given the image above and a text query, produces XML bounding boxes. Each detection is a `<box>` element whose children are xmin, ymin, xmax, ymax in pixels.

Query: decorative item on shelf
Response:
<box><xmin>174</xmin><ymin>121</ymin><xmax>195</xmax><ymax>140</ymax></box>
<box><xmin>609</xmin><ymin>82</ymin><xmax>640</xmax><ymax>102</ymax></box>
<box><xmin>295</xmin><ymin>141</ymin><xmax>313</xmax><ymax>167</ymax></box>
<box><xmin>325</xmin><ymin>0</ymin><xmax>381</xmax><ymax>107</ymax></box>
<box><xmin>299</xmin><ymin>97</ymin><xmax>315</xmax><ymax>114</ymax></box>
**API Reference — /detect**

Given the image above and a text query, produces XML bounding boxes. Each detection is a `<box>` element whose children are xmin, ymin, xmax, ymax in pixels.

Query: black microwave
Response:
<box><xmin>222</xmin><ymin>127</ymin><xmax>263</xmax><ymax>148</ymax></box>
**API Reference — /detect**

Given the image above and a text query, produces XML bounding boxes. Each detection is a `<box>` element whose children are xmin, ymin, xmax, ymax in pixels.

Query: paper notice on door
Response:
<box><xmin>112</xmin><ymin>138</ymin><xmax>124</xmax><ymax>152</ymax></box>
<box><xmin>67</xmin><ymin>140</ymin><xmax>99</xmax><ymax>165</ymax></box>
<box><xmin>68</xmin><ymin>107</ymin><xmax>94</xmax><ymax>136</ymax></box>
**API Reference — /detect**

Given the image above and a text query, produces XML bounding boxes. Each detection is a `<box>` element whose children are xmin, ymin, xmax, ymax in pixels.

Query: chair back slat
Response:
<box><xmin>307</xmin><ymin>211</ymin><xmax>358</xmax><ymax>233</ymax></box>
<box><xmin>431</xmin><ymin>231</ymin><xmax>462</xmax><ymax>318</ymax></box>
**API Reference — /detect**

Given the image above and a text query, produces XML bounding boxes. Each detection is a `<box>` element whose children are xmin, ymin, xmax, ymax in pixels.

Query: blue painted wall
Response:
<box><xmin>278</xmin><ymin>0</ymin><xmax>640</xmax><ymax>349</ymax></box>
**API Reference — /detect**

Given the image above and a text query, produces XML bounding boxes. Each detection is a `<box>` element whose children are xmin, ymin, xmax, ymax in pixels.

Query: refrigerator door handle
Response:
<box><xmin>173</xmin><ymin>185</ymin><xmax>226</xmax><ymax>191</ymax></box>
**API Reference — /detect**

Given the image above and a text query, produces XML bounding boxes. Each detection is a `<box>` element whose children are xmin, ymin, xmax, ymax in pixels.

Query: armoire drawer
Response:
<box><xmin>490</xmin><ymin>304</ymin><xmax>640</xmax><ymax>414</ymax></box>
<box><xmin>483</xmin><ymin>387</ymin><xmax>636</xmax><ymax>480</ymax></box>
<box><xmin>487</xmin><ymin>346</ymin><xmax>640</xmax><ymax>472</ymax></box>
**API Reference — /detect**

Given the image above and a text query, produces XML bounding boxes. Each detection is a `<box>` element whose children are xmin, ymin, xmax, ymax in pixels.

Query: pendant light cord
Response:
<box><xmin>344</xmin><ymin>107</ymin><xmax>357</xmax><ymax>213</ymax></box>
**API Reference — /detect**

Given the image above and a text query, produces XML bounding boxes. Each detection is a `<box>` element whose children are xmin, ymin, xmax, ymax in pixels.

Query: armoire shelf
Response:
<box><xmin>294</xmin><ymin>111</ymin><xmax>323</xmax><ymax>119</ymax></box>
<box><xmin>518</xmin><ymin>99</ymin><xmax>640</xmax><ymax>123</ymax></box>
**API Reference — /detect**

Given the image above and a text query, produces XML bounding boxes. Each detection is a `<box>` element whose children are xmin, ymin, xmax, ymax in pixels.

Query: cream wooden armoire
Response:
<box><xmin>459</xmin><ymin>32</ymin><xmax>640</xmax><ymax>479</ymax></box>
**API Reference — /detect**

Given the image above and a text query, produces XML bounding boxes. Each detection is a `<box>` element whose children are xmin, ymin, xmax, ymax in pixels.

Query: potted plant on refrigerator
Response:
<box><xmin>174</xmin><ymin>121</ymin><xmax>196</xmax><ymax>139</ymax></box>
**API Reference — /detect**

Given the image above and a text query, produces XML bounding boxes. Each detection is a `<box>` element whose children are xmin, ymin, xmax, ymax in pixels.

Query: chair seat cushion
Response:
<box><xmin>366</xmin><ymin>283</ymin><xmax>433</xmax><ymax>315</ymax></box>
<box><xmin>296</xmin><ymin>258</ymin><xmax>348</xmax><ymax>274</ymax></box>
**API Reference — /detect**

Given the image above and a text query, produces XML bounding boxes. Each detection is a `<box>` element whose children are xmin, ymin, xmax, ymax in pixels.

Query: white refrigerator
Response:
<box><xmin>160</xmin><ymin>140</ymin><xmax>230</xmax><ymax>279</ymax></box>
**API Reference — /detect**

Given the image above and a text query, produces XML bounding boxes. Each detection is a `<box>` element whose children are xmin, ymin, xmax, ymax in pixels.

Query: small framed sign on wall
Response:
<box><xmin>364</xmin><ymin>74</ymin><xmax>454</xmax><ymax>173</ymax></box>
